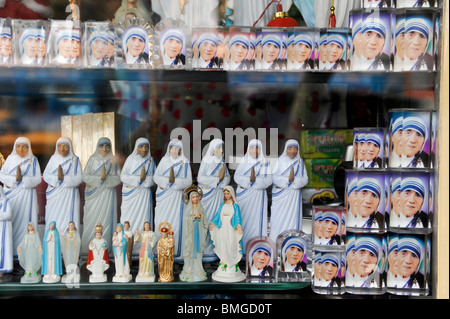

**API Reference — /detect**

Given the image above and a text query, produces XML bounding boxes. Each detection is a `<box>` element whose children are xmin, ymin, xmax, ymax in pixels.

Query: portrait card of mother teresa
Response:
<box><xmin>246</xmin><ymin>237</ymin><xmax>275</xmax><ymax>279</ymax></box>
<box><xmin>122</xmin><ymin>25</ymin><xmax>149</xmax><ymax>65</ymax></box>
<box><xmin>12</xmin><ymin>20</ymin><xmax>48</xmax><ymax>67</ymax></box>
<box><xmin>159</xmin><ymin>26</ymin><xmax>186</xmax><ymax>66</ymax></box>
<box><xmin>400</xmin><ymin>110</ymin><xmax>432</xmax><ymax>168</ymax></box>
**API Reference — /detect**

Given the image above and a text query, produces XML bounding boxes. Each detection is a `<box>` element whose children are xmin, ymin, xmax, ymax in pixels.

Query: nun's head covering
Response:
<box><xmin>391</xmin><ymin>176</ymin><xmax>402</xmax><ymax>194</ymax></box>
<box><xmin>401</xmin><ymin>177</ymin><xmax>426</xmax><ymax>199</ymax></box>
<box><xmin>405</xmin><ymin>17</ymin><xmax>432</xmax><ymax>42</ymax></box>
<box><xmin>327</xmin><ymin>33</ymin><xmax>346</xmax><ymax>49</ymax></box>
<box><xmin>280</xmin><ymin>139</ymin><xmax>300</xmax><ymax>161</ymax></box>
<box><xmin>356</xmin><ymin>235</ymin><xmax>383</xmax><ymax>270</ymax></box>
<box><xmin>347</xmin><ymin>177</ymin><xmax>358</xmax><ymax>196</ymax></box>
<box><xmin>54</xmin><ymin>137</ymin><xmax>75</xmax><ymax>158</ymax></box>
<box><xmin>12</xmin><ymin>137</ymin><xmax>34</xmax><ymax>159</ymax></box>
<box><xmin>391</xmin><ymin>116</ymin><xmax>403</xmax><ymax>135</ymax></box>
<box><xmin>93</xmin><ymin>137</ymin><xmax>114</xmax><ymax>160</ymax></box>
<box><xmin>19</xmin><ymin>28</ymin><xmax>38</xmax><ymax>55</ymax></box>
<box><xmin>251</xmin><ymin>241</ymin><xmax>272</xmax><ymax>263</ymax></box>
<box><xmin>358</xmin><ymin>177</ymin><xmax>382</xmax><ymax>198</ymax></box>
<box><xmin>398</xmin><ymin>235</ymin><xmax>425</xmax><ymax>274</ymax></box>
<box><xmin>197</xmin><ymin>32</ymin><xmax>218</xmax><ymax>50</ymax></box>
<box><xmin>388</xmin><ymin>235</ymin><xmax>398</xmax><ymax>255</ymax></box>
<box><xmin>0</xmin><ymin>26</ymin><xmax>12</xmax><ymax>38</ymax></box>
<box><xmin>321</xmin><ymin>253</ymin><xmax>340</xmax><ymax>268</ymax></box>
<box><xmin>362</xmin><ymin>17</ymin><xmax>387</xmax><ymax>39</ymax></box>
<box><xmin>161</xmin><ymin>27</ymin><xmax>185</xmax><ymax>52</ymax></box>
<box><xmin>295</xmin><ymin>33</ymin><xmax>313</xmax><ymax>49</ymax></box>
<box><xmin>262</xmin><ymin>33</ymin><xmax>282</xmax><ymax>50</ymax></box>
<box><xmin>89</xmin><ymin>31</ymin><xmax>108</xmax><ymax>47</ymax></box>
<box><xmin>123</xmin><ymin>26</ymin><xmax>147</xmax><ymax>53</ymax></box>
<box><xmin>283</xmin><ymin>237</ymin><xmax>306</xmax><ymax>260</ymax></box>
<box><xmin>395</xmin><ymin>17</ymin><xmax>406</xmax><ymax>38</ymax></box>
<box><xmin>244</xmin><ymin>139</ymin><xmax>266</xmax><ymax>162</ymax></box>
<box><xmin>322</xmin><ymin>211</ymin><xmax>339</xmax><ymax>226</ymax></box>
<box><xmin>365</xmin><ymin>133</ymin><xmax>382</xmax><ymax>148</ymax></box>
<box><xmin>223</xmin><ymin>185</ymin><xmax>237</xmax><ymax>204</ymax></box>
<box><xmin>72</xmin><ymin>29</ymin><xmax>81</xmax><ymax>42</ymax></box>
<box><xmin>165</xmin><ymin>138</ymin><xmax>188</xmax><ymax>162</ymax></box>
<box><xmin>202</xmin><ymin>138</ymin><xmax>224</xmax><ymax>164</ymax></box>
<box><xmin>132</xmin><ymin>137</ymin><xmax>151</xmax><ymax>159</ymax></box>
<box><xmin>402</xmin><ymin>115</ymin><xmax>428</xmax><ymax>143</ymax></box>
<box><xmin>230</xmin><ymin>33</ymin><xmax>250</xmax><ymax>51</ymax></box>
<box><xmin>56</xmin><ymin>28</ymin><xmax>72</xmax><ymax>46</ymax></box>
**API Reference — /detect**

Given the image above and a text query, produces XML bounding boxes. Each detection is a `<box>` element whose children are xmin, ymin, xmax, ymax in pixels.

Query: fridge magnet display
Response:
<box><xmin>41</xmin><ymin>221</ymin><xmax>63</xmax><ymax>283</ymax></box>
<box><xmin>179</xmin><ymin>185</ymin><xmax>208</xmax><ymax>282</ymax></box>
<box><xmin>192</xmin><ymin>26</ymin><xmax>221</xmax><ymax>70</ymax></box>
<box><xmin>312</xmin><ymin>250</ymin><xmax>345</xmax><ymax>294</ymax></box>
<box><xmin>227</xmin><ymin>26</ymin><xmax>253</xmax><ymax>71</ymax></box>
<box><xmin>134</xmin><ymin>221</ymin><xmax>156</xmax><ymax>282</ymax></box>
<box><xmin>387</xmin><ymin>233</ymin><xmax>431</xmax><ymax>296</ymax></box>
<box><xmin>345</xmin><ymin>233</ymin><xmax>387</xmax><ymax>294</ymax></box>
<box><xmin>12</xmin><ymin>19</ymin><xmax>48</xmax><ymax>66</ymax></box>
<box><xmin>60</xmin><ymin>221</ymin><xmax>81</xmax><ymax>284</ymax></box>
<box><xmin>17</xmin><ymin>222</ymin><xmax>42</xmax><ymax>284</ymax></box>
<box><xmin>86</xmin><ymin>223</ymin><xmax>110</xmax><ymax>283</ymax></box>
<box><xmin>246</xmin><ymin>236</ymin><xmax>276</xmax><ymax>282</ymax></box>
<box><xmin>157</xmin><ymin>221</ymin><xmax>175</xmax><ymax>283</ymax></box>
<box><xmin>275</xmin><ymin>230</ymin><xmax>312</xmax><ymax>282</ymax></box>
<box><xmin>209</xmin><ymin>186</ymin><xmax>246</xmax><ymax>283</ymax></box>
<box><xmin>83</xmin><ymin>21</ymin><xmax>115</xmax><ymax>68</ymax></box>
<box><xmin>0</xmin><ymin>18</ymin><xmax>12</xmax><ymax>66</ymax></box>
<box><xmin>115</xmin><ymin>17</ymin><xmax>154</xmax><ymax>68</ymax></box>
<box><xmin>154</xmin><ymin>18</ymin><xmax>191</xmax><ymax>69</ymax></box>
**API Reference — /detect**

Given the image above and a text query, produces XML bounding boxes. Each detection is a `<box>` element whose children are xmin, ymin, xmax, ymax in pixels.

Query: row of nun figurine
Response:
<box><xmin>0</xmin><ymin>135</ymin><xmax>308</xmax><ymax>283</ymax></box>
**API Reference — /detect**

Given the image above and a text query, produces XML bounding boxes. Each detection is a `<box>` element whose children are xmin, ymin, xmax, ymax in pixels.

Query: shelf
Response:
<box><xmin>0</xmin><ymin>262</ymin><xmax>310</xmax><ymax>297</ymax></box>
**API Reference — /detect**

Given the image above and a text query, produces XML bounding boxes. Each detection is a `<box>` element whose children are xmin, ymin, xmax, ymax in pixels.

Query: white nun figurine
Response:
<box><xmin>0</xmin><ymin>137</ymin><xmax>42</xmax><ymax>257</ymax></box>
<box><xmin>0</xmin><ymin>187</ymin><xmax>13</xmax><ymax>276</ymax></box>
<box><xmin>197</xmin><ymin>138</ymin><xmax>230</xmax><ymax>262</ymax></box>
<box><xmin>209</xmin><ymin>186</ymin><xmax>246</xmax><ymax>283</ymax></box>
<box><xmin>233</xmin><ymin>139</ymin><xmax>272</xmax><ymax>253</ymax></box>
<box><xmin>17</xmin><ymin>222</ymin><xmax>43</xmax><ymax>283</ymax></box>
<box><xmin>120</xmin><ymin>137</ymin><xmax>156</xmax><ymax>254</ymax></box>
<box><xmin>153</xmin><ymin>139</ymin><xmax>192</xmax><ymax>262</ymax></box>
<box><xmin>43</xmin><ymin>137</ymin><xmax>82</xmax><ymax>231</ymax></box>
<box><xmin>269</xmin><ymin>139</ymin><xmax>308</xmax><ymax>242</ymax></box>
<box><xmin>81</xmin><ymin>137</ymin><xmax>121</xmax><ymax>256</ymax></box>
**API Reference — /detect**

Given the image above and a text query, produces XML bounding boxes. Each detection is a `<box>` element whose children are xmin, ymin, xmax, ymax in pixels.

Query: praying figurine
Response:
<box><xmin>41</xmin><ymin>221</ymin><xmax>63</xmax><ymax>283</ymax></box>
<box><xmin>17</xmin><ymin>222</ymin><xmax>43</xmax><ymax>283</ymax></box>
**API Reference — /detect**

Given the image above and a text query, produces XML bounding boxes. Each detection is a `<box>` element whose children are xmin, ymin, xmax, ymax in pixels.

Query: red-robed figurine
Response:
<box><xmin>86</xmin><ymin>222</ymin><xmax>110</xmax><ymax>283</ymax></box>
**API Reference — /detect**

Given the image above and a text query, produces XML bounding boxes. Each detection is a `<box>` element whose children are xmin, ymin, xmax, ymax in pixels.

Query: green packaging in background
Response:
<box><xmin>304</xmin><ymin>158</ymin><xmax>342</xmax><ymax>188</ymax></box>
<box><xmin>300</xmin><ymin>129</ymin><xmax>353</xmax><ymax>159</ymax></box>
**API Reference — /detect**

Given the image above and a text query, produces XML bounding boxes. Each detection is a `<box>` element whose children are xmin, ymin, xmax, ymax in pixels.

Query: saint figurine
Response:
<box><xmin>60</xmin><ymin>221</ymin><xmax>81</xmax><ymax>284</ymax></box>
<box><xmin>134</xmin><ymin>221</ymin><xmax>156</xmax><ymax>282</ymax></box>
<box><xmin>87</xmin><ymin>223</ymin><xmax>110</xmax><ymax>283</ymax></box>
<box><xmin>43</xmin><ymin>137</ymin><xmax>82</xmax><ymax>231</ymax></box>
<box><xmin>81</xmin><ymin>137</ymin><xmax>121</xmax><ymax>256</ymax></box>
<box><xmin>153</xmin><ymin>139</ymin><xmax>192</xmax><ymax>262</ymax></box>
<box><xmin>209</xmin><ymin>186</ymin><xmax>246</xmax><ymax>283</ymax></box>
<box><xmin>180</xmin><ymin>185</ymin><xmax>208</xmax><ymax>282</ymax></box>
<box><xmin>157</xmin><ymin>222</ymin><xmax>175</xmax><ymax>283</ymax></box>
<box><xmin>233</xmin><ymin>139</ymin><xmax>272</xmax><ymax>252</ymax></box>
<box><xmin>269</xmin><ymin>139</ymin><xmax>308</xmax><ymax>242</ymax></box>
<box><xmin>120</xmin><ymin>137</ymin><xmax>155</xmax><ymax>255</ymax></box>
<box><xmin>41</xmin><ymin>221</ymin><xmax>63</xmax><ymax>283</ymax></box>
<box><xmin>17</xmin><ymin>222</ymin><xmax>42</xmax><ymax>283</ymax></box>
<box><xmin>112</xmin><ymin>223</ymin><xmax>132</xmax><ymax>282</ymax></box>
<box><xmin>197</xmin><ymin>138</ymin><xmax>230</xmax><ymax>262</ymax></box>
<box><xmin>0</xmin><ymin>188</ymin><xmax>13</xmax><ymax>276</ymax></box>
<box><xmin>0</xmin><ymin>137</ymin><xmax>42</xmax><ymax>258</ymax></box>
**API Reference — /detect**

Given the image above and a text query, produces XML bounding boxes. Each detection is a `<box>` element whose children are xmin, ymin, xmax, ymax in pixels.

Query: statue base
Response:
<box><xmin>42</xmin><ymin>274</ymin><xmax>61</xmax><ymax>283</ymax></box>
<box><xmin>89</xmin><ymin>274</ymin><xmax>107</xmax><ymax>283</ymax></box>
<box><xmin>135</xmin><ymin>274</ymin><xmax>156</xmax><ymax>282</ymax></box>
<box><xmin>112</xmin><ymin>274</ymin><xmax>132</xmax><ymax>283</ymax></box>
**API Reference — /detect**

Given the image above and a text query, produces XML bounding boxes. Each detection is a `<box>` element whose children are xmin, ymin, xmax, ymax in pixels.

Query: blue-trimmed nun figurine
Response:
<box><xmin>123</xmin><ymin>26</ymin><xmax>149</xmax><ymax>65</ymax></box>
<box><xmin>160</xmin><ymin>27</ymin><xmax>185</xmax><ymax>66</ymax></box>
<box><xmin>120</xmin><ymin>137</ymin><xmax>156</xmax><ymax>246</ymax></box>
<box><xmin>270</xmin><ymin>139</ymin><xmax>308</xmax><ymax>242</ymax></box>
<box><xmin>0</xmin><ymin>187</ymin><xmax>13</xmax><ymax>277</ymax></box>
<box><xmin>401</xmin><ymin>116</ymin><xmax>429</xmax><ymax>168</ymax></box>
<box><xmin>112</xmin><ymin>223</ymin><xmax>132</xmax><ymax>282</ymax></box>
<box><xmin>17</xmin><ymin>222</ymin><xmax>42</xmax><ymax>283</ymax></box>
<box><xmin>43</xmin><ymin>137</ymin><xmax>82</xmax><ymax>232</ymax></box>
<box><xmin>356</xmin><ymin>177</ymin><xmax>384</xmax><ymax>229</ymax></box>
<box><xmin>41</xmin><ymin>221</ymin><xmax>63</xmax><ymax>283</ymax></box>
<box><xmin>396</xmin><ymin>235</ymin><xmax>426</xmax><ymax>289</ymax></box>
<box><xmin>399</xmin><ymin>177</ymin><xmax>429</xmax><ymax>228</ymax></box>
<box><xmin>360</xmin><ymin>18</ymin><xmax>390</xmax><ymax>70</ymax></box>
<box><xmin>353</xmin><ymin>235</ymin><xmax>383</xmax><ymax>288</ymax></box>
<box><xmin>197</xmin><ymin>138</ymin><xmax>230</xmax><ymax>262</ymax></box>
<box><xmin>180</xmin><ymin>185</ymin><xmax>208</xmax><ymax>282</ymax></box>
<box><xmin>153</xmin><ymin>139</ymin><xmax>192</xmax><ymax>263</ymax></box>
<box><xmin>209</xmin><ymin>186</ymin><xmax>246</xmax><ymax>282</ymax></box>
<box><xmin>403</xmin><ymin>17</ymin><xmax>434</xmax><ymax>71</ymax></box>
<box><xmin>81</xmin><ymin>137</ymin><xmax>121</xmax><ymax>256</ymax></box>
<box><xmin>234</xmin><ymin>139</ymin><xmax>272</xmax><ymax>253</ymax></box>
<box><xmin>0</xmin><ymin>137</ymin><xmax>41</xmax><ymax>258</ymax></box>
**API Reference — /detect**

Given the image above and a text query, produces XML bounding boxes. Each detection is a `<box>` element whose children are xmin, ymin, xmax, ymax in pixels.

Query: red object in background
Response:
<box><xmin>328</xmin><ymin>5</ymin><xmax>336</xmax><ymax>27</ymax></box>
<box><xmin>0</xmin><ymin>0</ymin><xmax>53</xmax><ymax>19</ymax></box>
<box><xmin>266</xmin><ymin>3</ymin><xmax>298</xmax><ymax>27</ymax></box>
